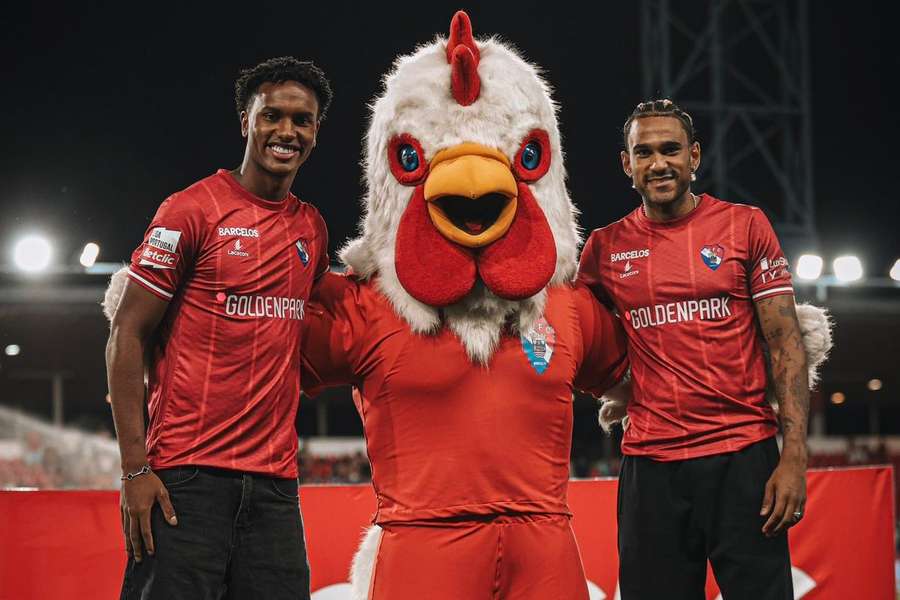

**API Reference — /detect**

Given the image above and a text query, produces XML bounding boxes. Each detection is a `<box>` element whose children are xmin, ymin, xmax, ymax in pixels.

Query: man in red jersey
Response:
<box><xmin>579</xmin><ymin>99</ymin><xmax>808</xmax><ymax>600</ymax></box>
<box><xmin>106</xmin><ymin>57</ymin><xmax>332</xmax><ymax>600</ymax></box>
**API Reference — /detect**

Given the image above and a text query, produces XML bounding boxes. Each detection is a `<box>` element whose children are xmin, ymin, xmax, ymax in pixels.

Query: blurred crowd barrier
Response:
<box><xmin>0</xmin><ymin>405</ymin><xmax>120</xmax><ymax>489</ymax></box>
<box><xmin>2</xmin><ymin>405</ymin><xmax>899</xmax><ymax>492</ymax></box>
<box><xmin>0</xmin><ymin>406</ymin><xmax>374</xmax><ymax>489</ymax></box>
<box><xmin>299</xmin><ymin>448</ymin><xmax>371</xmax><ymax>484</ymax></box>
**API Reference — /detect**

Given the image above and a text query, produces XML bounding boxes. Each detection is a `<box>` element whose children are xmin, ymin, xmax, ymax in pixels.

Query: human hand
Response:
<box><xmin>760</xmin><ymin>453</ymin><xmax>807</xmax><ymax>537</ymax></box>
<box><xmin>120</xmin><ymin>471</ymin><xmax>177</xmax><ymax>562</ymax></box>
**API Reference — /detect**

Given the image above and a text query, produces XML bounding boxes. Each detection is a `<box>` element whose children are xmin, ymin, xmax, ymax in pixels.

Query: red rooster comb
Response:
<box><xmin>446</xmin><ymin>11</ymin><xmax>481</xmax><ymax>106</ymax></box>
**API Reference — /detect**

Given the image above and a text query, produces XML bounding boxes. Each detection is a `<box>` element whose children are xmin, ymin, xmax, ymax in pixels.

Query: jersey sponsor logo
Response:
<box><xmin>295</xmin><ymin>239</ymin><xmax>309</xmax><ymax>266</ymax></box>
<box><xmin>619</xmin><ymin>260</ymin><xmax>640</xmax><ymax>279</ymax></box>
<box><xmin>700</xmin><ymin>244</ymin><xmax>725</xmax><ymax>270</ymax></box>
<box><xmin>218</xmin><ymin>226</ymin><xmax>260</xmax><ymax>238</ymax></box>
<box><xmin>138</xmin><ymin>245</ymin><xmax>179</xmax><ymax>269</ymax></box>
<box><xmin>624</xmin><ymin>295</ymin><xmax>732</xmax><ymax>329</ymax></box>
<box><xmin>520</xmin><ymin>316</ymin><xmax>556</xmax><ymax>375</ymax></box>
<box><xmin>610</xmin><ymin>248</ymin><xmax>650</xmax><ymax>262</ymax></box>
<box><xmin>227</xmin><ymin>238</ymin><xmax>250</xmax><ymax>257</ymax></box>
<box><xmin>760</xmin><ymin>256</ymin><xmax>787</xmax><ymax>271</ymax></box>
<box><xmin>147</xmin><ymin>227</ymin><xmax>182</xmax><ymax>253</ymax></box>
<box><xmin>760</xmin><ymin>256</ymin><xmax>789</xmax><ymax>283</ymax></box>
<box><xmin>223</xmin><ymin>293</ymin><xmax>305</xmax><ymax>320</ymax></box>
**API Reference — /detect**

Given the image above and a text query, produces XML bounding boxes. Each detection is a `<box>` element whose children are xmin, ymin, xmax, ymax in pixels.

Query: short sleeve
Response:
<box><xmin>576</xmin><ymin>231</ymin><xmax>614</xmax><ymax>307</ymax></box>
<box><xmin>127</xmin><ymin>194</ymin><xmax>206</xmax><ymax>301</ymax></box>
<box><xmin>572</xmin><ymin>283</ymin><xmax>630</xmax><ymax>396</ymax></box>
<box><xmin>747</xmin><ymin>209</ymin><xmax>794</xmax><ymax>301</ymax></box>
<box><xmin>300</xmin><ymin>272</ymin><xmax>366</xmax><ymax>396</ymax></box>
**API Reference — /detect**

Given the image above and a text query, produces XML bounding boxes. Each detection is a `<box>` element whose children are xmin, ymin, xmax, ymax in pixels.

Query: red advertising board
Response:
<box><xmin>0</xmin><ymin>467</ymin><xmax>894</xmax><ymax>599</ymax></box>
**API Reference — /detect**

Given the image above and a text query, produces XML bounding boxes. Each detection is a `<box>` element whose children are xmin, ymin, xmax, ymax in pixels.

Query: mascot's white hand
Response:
<box><xmin>764</xmin><ymin>304</ymin><xmax>833</xmax><ymax>412</ymax></box>
<box><xmin>795</xmin><ymin>303</ymin><xmax>832</xmax><ymax>385</ymax></box>
<box><xmin>103</xmin><ymin>266</ymin><xmax>130</xmax><ymax>322</ymax></box>
<box><xmin>598</xmin><ymin>400</ymin><xmax>628</xmax><ymax>433</ymax></box>
<box><xmin>597</xmin><ymin>373</ymin><xmax>632</xmax><ymax>433</ymax></box>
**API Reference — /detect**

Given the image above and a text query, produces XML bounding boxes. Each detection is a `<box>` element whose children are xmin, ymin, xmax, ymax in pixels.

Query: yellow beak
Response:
<box><xmin>423</xmin><ymin>142</ymin><xmax>518</xmax><ymax>248</ymax></box>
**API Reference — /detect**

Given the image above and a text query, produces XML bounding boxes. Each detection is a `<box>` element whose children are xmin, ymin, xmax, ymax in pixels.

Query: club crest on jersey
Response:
<box><xmin>520</xmin><ymin>316</ymin><xmax>556</xmax><ymax>375</ymax></box>
<box><xmin>295</xmin><ymin>239</ymin><xmax>309</xmax><ymax>266</ymax></box>
<box><xmin>700</xmin><ymin>244</ymin><xmax>725</xmax><ymax>271</ymax></box>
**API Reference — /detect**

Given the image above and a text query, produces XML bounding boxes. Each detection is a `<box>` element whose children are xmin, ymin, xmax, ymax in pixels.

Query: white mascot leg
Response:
<box><xmin>350</xmin><ymin>525</ymin><xmax>382</xmax><ymax>600</ymax></box>
<box><xmin>598</xmin><ymin>303</ymin><xmax>833</xmax><ymax>430</ymax></box>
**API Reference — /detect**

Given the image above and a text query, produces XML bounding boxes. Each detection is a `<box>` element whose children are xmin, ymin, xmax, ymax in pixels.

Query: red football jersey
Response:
<box><xmin>127</xmin><ymin>169</ymin><xmax>329</xmax><ymax>478</ymax></box>
<box><xmin>301</xmin><ymin>275</ymin><xmax>628</xmax><ymax>524</ymax></box>
<box><xmin>578</xmin><ymin>194</ymin><xmax>792</xmax><ymax>461</ymax></box>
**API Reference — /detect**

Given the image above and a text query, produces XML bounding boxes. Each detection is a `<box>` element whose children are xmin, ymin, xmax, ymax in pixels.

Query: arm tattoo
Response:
<box><xmin>764</xmin><ymin>326</ymin><xmax>784</xmax><ymax>343</ymax></box>
<box><xmin>757</xmin><ymin>296</ymin><xmax>810</xmax><ymax>453</ymax></box>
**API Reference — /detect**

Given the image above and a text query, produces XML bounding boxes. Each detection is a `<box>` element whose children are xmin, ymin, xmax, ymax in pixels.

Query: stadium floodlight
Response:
<box><xmin>80</xmin><ymin>242</ymin><xmax>100</xmax><ymax>268</ymax></box>
<box><xmin>833</xmin><ymin>255</ymin><xmax>863</xmax><ymax>282</ymax></box>
<box><xmin>13</xmin><ymin>235</ymin><xmax>52</xmax><ymax>273</ymax></box>
<box><xmin>4</xmin><ymin>344</ymin><xmax>20</xmax><ymax>356</ymax></box>
<box><xmin>795</xmin><ymin>254</ymin><xmax>823</xmax><ymax>280</ymax></box>
<box><xmin>890</xmin><ymin>259</ymin><xmax>900</xmax><ymax>282</ymax></box>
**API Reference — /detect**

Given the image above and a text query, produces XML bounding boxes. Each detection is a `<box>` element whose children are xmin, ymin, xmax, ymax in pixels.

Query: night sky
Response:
<box><xmin>3</xmin><ymin>2</ymin><xmax>898</xmax><ymax>274</ymax></box>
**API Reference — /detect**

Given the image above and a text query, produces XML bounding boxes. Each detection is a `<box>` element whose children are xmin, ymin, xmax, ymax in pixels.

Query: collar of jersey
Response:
<box><xmin>636</xmin><ymin>193</ymin><xmax>710</xmax><ymax>230</ymax></box>
<box><xmin>218</xmin><ymin>169</ymin><xmax>297</xmax><ymax>211</ymax></box>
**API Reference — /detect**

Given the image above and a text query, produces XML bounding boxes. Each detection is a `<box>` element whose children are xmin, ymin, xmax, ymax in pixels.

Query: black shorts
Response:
<box><xmin>120</xmin><ymin>466</ymin><xmax>311</xmax><ymax>600</ymax></box>
<box><xmin>617</xmin><ymin>437</ymin><xmax>793</xmax><ymax>600</ymax></box>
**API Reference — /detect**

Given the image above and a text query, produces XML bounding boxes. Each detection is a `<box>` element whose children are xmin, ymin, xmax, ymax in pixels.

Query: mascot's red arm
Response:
<box><xmin>300</xmin><ymin>272</ymin><xmax>363</xmax><ymax>396</ymax></box>
<box><xmin>572</xmin><ymin>283</ymin><xmax>630</xmax><ymax>398</ymax></box>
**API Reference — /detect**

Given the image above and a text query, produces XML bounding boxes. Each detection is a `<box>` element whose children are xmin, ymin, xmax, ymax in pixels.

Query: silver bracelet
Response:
<box><xmin>121</xmin><ymin>465</ymin><xmax>152</xmax><ymax>481</ymax></box>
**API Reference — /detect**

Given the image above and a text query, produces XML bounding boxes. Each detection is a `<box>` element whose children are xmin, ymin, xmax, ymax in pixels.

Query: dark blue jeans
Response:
<box><xmin>120</xmin><ymin>466</ymin><xmax>311</xmax><ymax>600</ymax></box>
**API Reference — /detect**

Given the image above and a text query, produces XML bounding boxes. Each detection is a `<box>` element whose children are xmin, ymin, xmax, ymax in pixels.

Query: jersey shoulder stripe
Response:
<box><xmin>127</xmin><ymin>269</ymin><xmax>174</xmax><ymax>299</ymax></box>
<box><xmin>751</xmin><ymin>286</ymin><xmax>794</xmax><ymax>300</ymax></box>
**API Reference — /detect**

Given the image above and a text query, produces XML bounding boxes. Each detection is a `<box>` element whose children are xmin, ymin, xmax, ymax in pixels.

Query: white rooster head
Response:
<box><xmin>341</xmin><ymin>11</ymin><xmax>580</xmax><ymax>363</ymax></box>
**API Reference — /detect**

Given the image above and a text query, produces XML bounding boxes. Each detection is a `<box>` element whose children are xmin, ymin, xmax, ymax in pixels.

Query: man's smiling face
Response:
<box><xmin>240</xmin><ymin>80</ymin><xmax>320</xmax><ymax>178</ymax></box>
<box><xmin>622</xmin><ymin>115</ymin><xmax>699</xmax><ymax>208</ymax></box>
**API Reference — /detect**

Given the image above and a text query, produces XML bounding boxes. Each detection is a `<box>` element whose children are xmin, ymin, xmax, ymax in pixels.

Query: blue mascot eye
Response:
<box><xmin>521</xmin><ymin>141</ymin><xmax>541</xmax><ymax>170</ymax></box>
<box><xmin>398</xmin><ymin>144</ymin><xmax>420</xmax><ymax>172</ymax></box>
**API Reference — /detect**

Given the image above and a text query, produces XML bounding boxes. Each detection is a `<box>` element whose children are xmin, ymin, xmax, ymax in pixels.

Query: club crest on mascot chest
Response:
<box><xmin>521</xmin><ymin>316</ymin><xmax>556</xmax><ymax>374</ymax></box>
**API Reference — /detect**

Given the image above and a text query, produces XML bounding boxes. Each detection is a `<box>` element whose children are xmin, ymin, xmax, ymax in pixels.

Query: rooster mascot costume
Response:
<box><xmin>301</xmin><ymin>11</ymin><xmax>628</xmax><ymax>599</ymax></box>
<box><xmin>104</xmin><ymin>10</ymin><xmax>832</xmax><ymax>600</ymax></box>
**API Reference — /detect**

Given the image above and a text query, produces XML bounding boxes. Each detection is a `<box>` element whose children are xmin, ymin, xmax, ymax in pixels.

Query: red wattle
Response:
<box><xmin>477</xmin><ymin>183</ymin><xmax>556</xmax><ymax>300</ymax></box>
<box><xmin>394</xmin><ymin>186</ymin><xmax>476</xmax><ymax>307</ymax></box>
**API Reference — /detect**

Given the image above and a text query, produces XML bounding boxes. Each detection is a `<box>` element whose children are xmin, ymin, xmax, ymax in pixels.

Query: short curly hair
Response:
<box><xmin>622</xmin><ymin>98</ymin><xmax>696</xmax><ymax>149</ymax></box>
<box><xmin>234</xmin><ymin>56</ymin><xmax>334</xmax><ymax>122</ymax></box>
